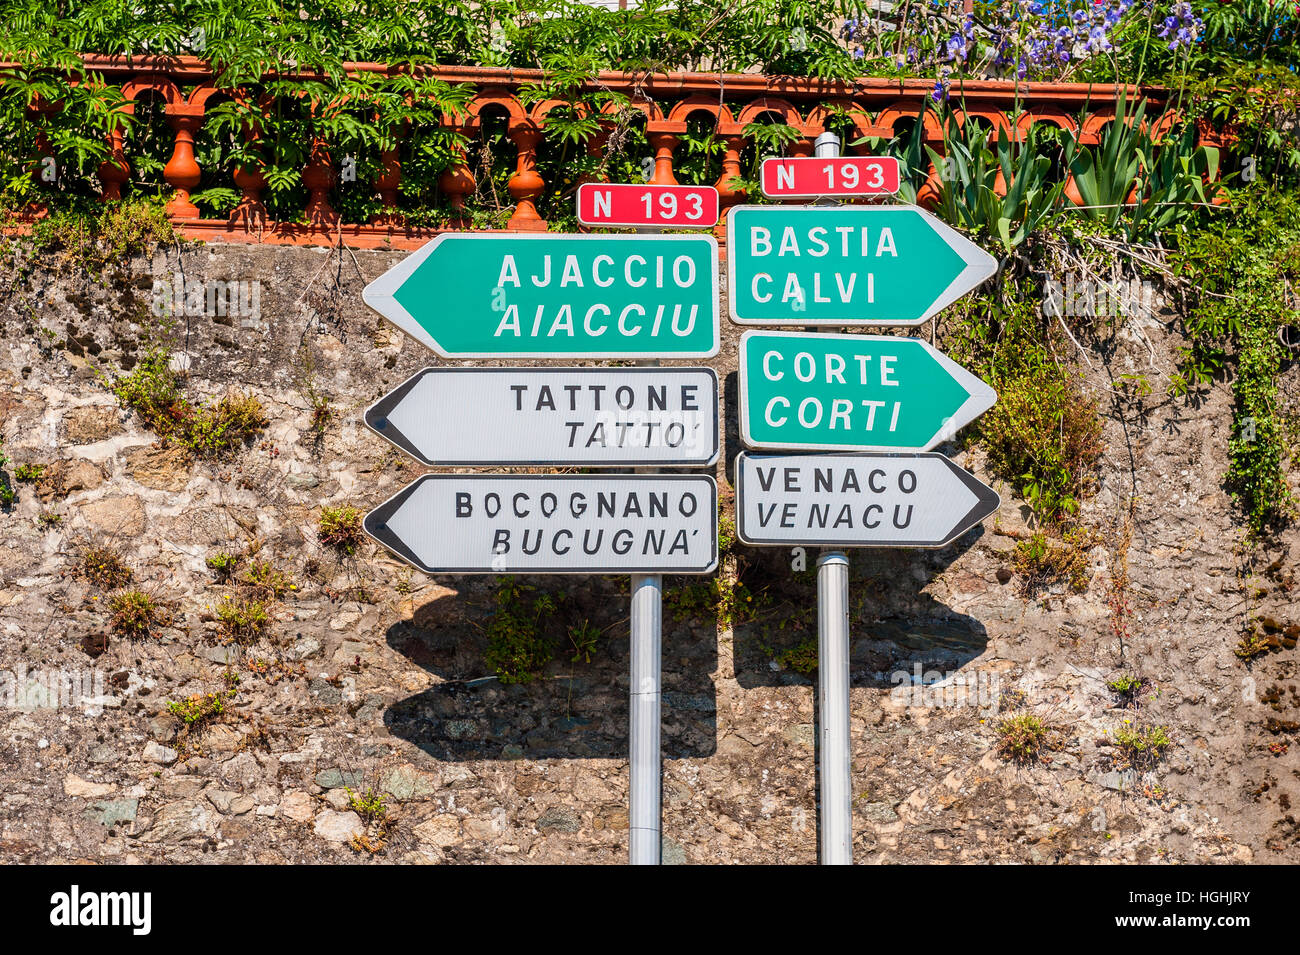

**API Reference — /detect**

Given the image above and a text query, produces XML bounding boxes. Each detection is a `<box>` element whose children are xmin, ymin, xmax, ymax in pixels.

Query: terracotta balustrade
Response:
<box><xmin>5</xmin><ymin>55</ymin><xmax>1221</xmax><ymax>250</ymax></box>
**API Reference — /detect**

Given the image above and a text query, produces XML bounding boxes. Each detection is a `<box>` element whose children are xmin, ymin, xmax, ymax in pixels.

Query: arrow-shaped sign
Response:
<box><xmin>366</xmin><ymin>366</ymin><xmax>719</xmax><ymax>466</ymax></box>
<box><xmin>727</xmin><ymin>204</ymin><xmax>997</xmax><ymax>326</ymax></box>
<box><xmin>363</xmin><ymin>233</ymin><xmax>719</xmax><ymax>359</ymax></box>
<box><xmin>738</xmin><ymin>330</ymin><xmax>996</xmax><ymax>452</ymax></box>
<box><xmin>366</xmin><ymin>473</ymin><xmax>718</xmax><ymax>575</ymax></box>
<box><xmin>734</xmin><ymin>452</ymin><xmax>999</xmax><ymax>548</ymax></box>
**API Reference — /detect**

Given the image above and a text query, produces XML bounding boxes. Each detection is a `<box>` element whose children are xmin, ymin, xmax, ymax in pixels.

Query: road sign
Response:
<box><xmin>738</xmin><ymin>330</ymin><xmax>995</xmax><ymax>452</ymax></box>
<box><xmin>366</xmin><ymin>366</ymin><xmax>719</xmax><ymax>467</ymax></box>
<box><xmin>577</xmin><ymin>182</ymin><xmax>720</xmax><ymax>230</ymax></box>
<box><xmin>366</xmin><ymin>474</ymin><xmax>718</xmax><ymax>575</ymax></box>
<box><xmin>363</xmin><ymin>233</ymin><xmax>719</xmax><ymax>359</ymax></box>
<box><xmin>726</xmin><ymin>204</ymin><xmax>997</xmax><ymax>326</ymax></box>
<box><xmin>734</xmin><ymin>452</ymin><xmax>999</xmax><ymax>548</ymax></box>
<box><xmin>761</xmin><ymin>156</ymin><xmax>900</xmax><ymax>199</ymax></box>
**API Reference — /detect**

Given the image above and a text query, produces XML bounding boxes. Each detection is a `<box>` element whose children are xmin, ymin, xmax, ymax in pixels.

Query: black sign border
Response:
<box><xmin>365</xmin><ymin>366</ymin><xmax>720</xmax><ymax>468</ymax></box>
<box><xmin>734</xmin><ymin>451</ymin><xmax>999</xmax><ymax>549</ymax></box>
<box><xmin>365</xmin><ymin>473</ymin><xmax>719</xmax><ymax>575</ymax></box>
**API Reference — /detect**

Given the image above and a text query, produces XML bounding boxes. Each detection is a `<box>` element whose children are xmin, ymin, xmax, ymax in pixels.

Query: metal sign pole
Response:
<box><xmin>816</xmin><ymin>551</ymin><xmax>852</xmax><ymax>864</ymax></box>
<box><xmin>811</xmin><ymin>130</ymin><xmax>853</xmax><ymax>866</ymax></box>
<box><xmin>629</xmin><ymin>290</ymin><xmax>663</xmax><ymax>864</ymax></box>
<box><xmin>629</xmin><ymin>570</ymin><xmax>662</xmax><ymax>864</ymax></box>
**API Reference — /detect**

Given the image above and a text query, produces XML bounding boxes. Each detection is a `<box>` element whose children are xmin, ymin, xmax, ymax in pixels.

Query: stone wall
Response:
<box><xmin>0</xmin><ymin>238</ymin><xmax>1296</xmax><ymax>863</ymax></box>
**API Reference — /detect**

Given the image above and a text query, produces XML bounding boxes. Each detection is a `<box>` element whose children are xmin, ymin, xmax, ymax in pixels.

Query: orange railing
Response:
<box><xmin>16</xmin><ymin>56</ymin><xmax>1215</xmax><ymax>250</ymax></box>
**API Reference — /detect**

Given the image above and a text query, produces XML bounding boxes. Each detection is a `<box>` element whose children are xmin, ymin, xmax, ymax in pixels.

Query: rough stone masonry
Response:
<box><xmin>0</xmin><ymin>238</ymin><xmax>1296</xmax><ymax>864</ymax></box>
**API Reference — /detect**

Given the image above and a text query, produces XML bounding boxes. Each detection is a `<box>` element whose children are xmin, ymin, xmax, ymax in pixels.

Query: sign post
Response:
<box><xmin>362</xmin><ymin>208</ymin><xmax>720</xmax><ymax>865</ymax></box>
<box><xmin>816</xmin><ymin>550</ymin><xmax>852</xmax><ymax>864</ymax></box>
<box><xmin>611</xmin><ymin>206</ymin><xmax>718</xmax><ymax>866</ymax></box>
<box><xmin>734</xmin><ymin>142</ymin><xmax>998</xmax><ymax>865</ymax></box>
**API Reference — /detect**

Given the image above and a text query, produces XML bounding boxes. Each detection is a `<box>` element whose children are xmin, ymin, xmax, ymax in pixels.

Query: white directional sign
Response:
<box><xmin>366</xmin><ymin>474</ymin><xmax>718</xmax><ymax>575</ymax></box>
<box><xmin>735</xmin><ymin>452</ymin><xmax>999</xmax><ymax>548</ymax></box>
<box><xmin>366</xmin><ymin>367</ymin><xmax>719</xmax><ymax>466</ymax></box>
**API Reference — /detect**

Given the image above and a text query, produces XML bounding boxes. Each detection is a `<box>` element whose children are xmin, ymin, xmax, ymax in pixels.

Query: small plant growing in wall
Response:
<box><xmin>484</xmin><ymin>577</ymin><xmax>556</xmax><ymax>684</ymax></box>
<box><xmin>318</xmin><ymin>505</ymin><xmax>364</xmax><ymax>555</ymax></box>
<box><xmin>1106</xmin><ymin>673</ymin><xmax>1144</xmax><ymax>702</ymax></box>
<box><xmin>112</xmin><ymin>346</ymin><xmax>268</xmax><ymax>459</ymax></box>
<box><xmin>1112</xmin><ymin>723</ymin><xmax>1172</xmax><ymax>771</ymax></box>
<box><xmin>13</xmin><ymin>463</ymin><xmax>44</xmax><ymax>482</ymax></box>
<box><xmin>995</xmin><ymin>712</ymin><xmax>1051</xmax><ymax>764</ymax></box>
<box><xmin>240</xmin><ymin>558</ymin><xmax>293</xmax><ymax>598</ymax></box>
<box><xmin>214</xmin><ymin>594</ymin><xmax>270</xmax><ymax>643</ymax></box>
<box><xmin>166</xmin><ymin>691</ymin><xmax>228</xmax><ymax>727</ymax></box>
<box><xmin>0</xmin><ymin>441</ymin><xmax>14</xmax><ymax>509</ymax></box>
<box><xmin>205</xmin><ymin>551</ymin><xmax>241</xmax><ymax>583</ymax></box>
<box><xmin>778</xmin><ymin>637</ymin><xmax>819</xmax><ymax>675</ymax></box>
<box><xmin>109</xmin><ymin>590</ymin><xmax>165</xmax><ymax>638</ymax></box>
<box><xmin>567</xmin><ymin>619</ymin><xmax>601</xmax><ymax>664</ymax></box>
<box><xmin>80</xmin><ymin>545</ymin><xmax>133</xmax><ymax>589</ymax></box>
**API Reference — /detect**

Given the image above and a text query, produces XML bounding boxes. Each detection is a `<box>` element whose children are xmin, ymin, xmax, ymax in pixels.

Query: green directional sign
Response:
<box><xmin>363</xmin><ymin>233</ymin><xmax>719</xmax><ymax>358</ymax></box>
<box><xmin>738</xmin><ymin>330</ymin><xmax>996</xmax><ymax>452</ymax></box>
<box><xmin>727</xmin><ymin>204</ymin><xmax>997</xmax><ymax>326</ymax></box>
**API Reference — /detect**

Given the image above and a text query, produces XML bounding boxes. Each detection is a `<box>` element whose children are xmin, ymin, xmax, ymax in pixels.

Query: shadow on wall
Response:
<box><xmin>727</xmin><ymin>542</ymin><xmax>993</xmax><ymax>691</ymax></box>
<box><xmin>383</xmin><ymin>575</ymin><xmax>718</xmax><ymax>761</ymax></box>
<box><xmin>717</xmin><ymin>374</ymin><xmax>992</xmax><ymax>690</ymax></box>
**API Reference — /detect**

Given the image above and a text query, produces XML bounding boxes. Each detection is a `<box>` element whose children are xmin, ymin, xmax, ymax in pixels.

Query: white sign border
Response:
<box><xmin>575</xmin><ymin>182</ymin><xmax>721</xmax><ymax>231</ymax></box>
<box><xmin>758</xmin><ymin>156</ymin><xmax>902</xmax><ymax>199</ymax></box>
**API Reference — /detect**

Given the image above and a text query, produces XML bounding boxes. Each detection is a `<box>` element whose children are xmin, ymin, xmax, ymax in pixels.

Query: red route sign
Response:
<box><xmin>576</xmin><ymin>182</ymin><xmax>720</xmax><ymax>230</ymax></box>
<box><xmin>760</xmin><ymin>156</ymin><xmax>901</xmax><ymax>199</ymax></box>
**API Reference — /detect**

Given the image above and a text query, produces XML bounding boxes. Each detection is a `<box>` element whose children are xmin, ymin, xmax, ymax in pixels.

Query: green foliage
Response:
<box><xmin>667</xmin><ymin>576</ymin><xmax>767</xmax><ymax>629</ymax></box>
<box><xmin>995</xmin><ymin>712</ymin><xmax>1049</xmax><ymax>764</ymax></box>
<box><xmin>717</xmin><ymin>508</ymin><xmax>737</xmax><ymax>557</ymax></box>
<box><xmin>567</xmin><ymin>618</ymin><xmax>600</xmax><ymax>664</ymax></box>
<box><xmin>27</xmin><ymin>200</ymin><xmax>175</xmax><ymax>271</ymax></box>
<box><xmin>12</xmin><ymin>462</ymin><xmax>42</xmax><ymax>482</ymax></box>
<box><xmin>952</xmin><ymin>294</ymin><xmax>1103</xmax><ymax>525</ymax></box>
<box><xmin>240</xmin><ymin>558</ymin><xmax>292</xmax><ymax>599</ymax></box>
<box><xmin>1063</xmin><ymin>93</ymin><xmax>1148</xmax><ymax>233</ymax></box>
<box><xmin>166</xmin><ymin>690</ymin><xmax>229</xmax><ymax>727</ymax></box>
<box><xmin>80</xmin><ymin>545</ymin><xmax>133</xmax><ymax>589</ymax></box>
<box><xmin>483</xmin><ymin>577</ymin><xmax>555</xmax><ymax>684</ymax></box>
<box><xmin>1130</xmin><ymin>122</ymin><xmax>1220</xmax><ymax>243</ymax></box>
<box><xmin>1112</xmin><ymin>723</ymin><xmax>1172</xmax><ymax>769</ymax></box>
<box><xmin>318</xmin><ymin>505</ymin><xmax>364</xmax><ymax>555</ymax></box>
<box><xmin>1235</xmin><ymin>630</ymin><xmax>1271</xmax><ymax>661</ymax></box>
<box><xmin>0</xmin><ymin>439</ymin><xmax>13</xmax><ymax>508</ymax></box>
<box><xmin>112</xmin><ymin>346</ymin><xmax>267</xmax><ymax>459</ymax></box>
<box><xmin>1106</xmin><ymin>673</ymin><xmax>1144</xmax><ymax>698</ymax></box>
<box><xmin>109</xmin><ymin>589</ymin><xmax>164</xmax><ymax>638</ymax></box>
<box><xmin>778</xmin><ymin>637</ymin><xmax>818</xmax><ymax>675</ymax></box>
<box><xmin>345</xmin><ymin>787</ymin><xmax>388</xmax><ymax>824</ymax></box>
<box><xmin>206</xmin><ymin>551</ymin><xmax>240</xmax><ymax>583</ymax></box>
<box><xmin>1173</xmin><ymin>190</ymin><xmax>1300</xmax><ymax>536</ymax></box>
<box><xmin>928</xmin><ymin>115</ymin><xmax>1064</xmax><ymax>252</ymax></box>
<box><xmin>214</xmin><ymin>593</ymin><xmax>270</xmax><ymax>643</ymax></box>
<box><xmin>1011</xmin><ymin>528</ymin><xmax>1095</xmax><ymax>594</ymax></box>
